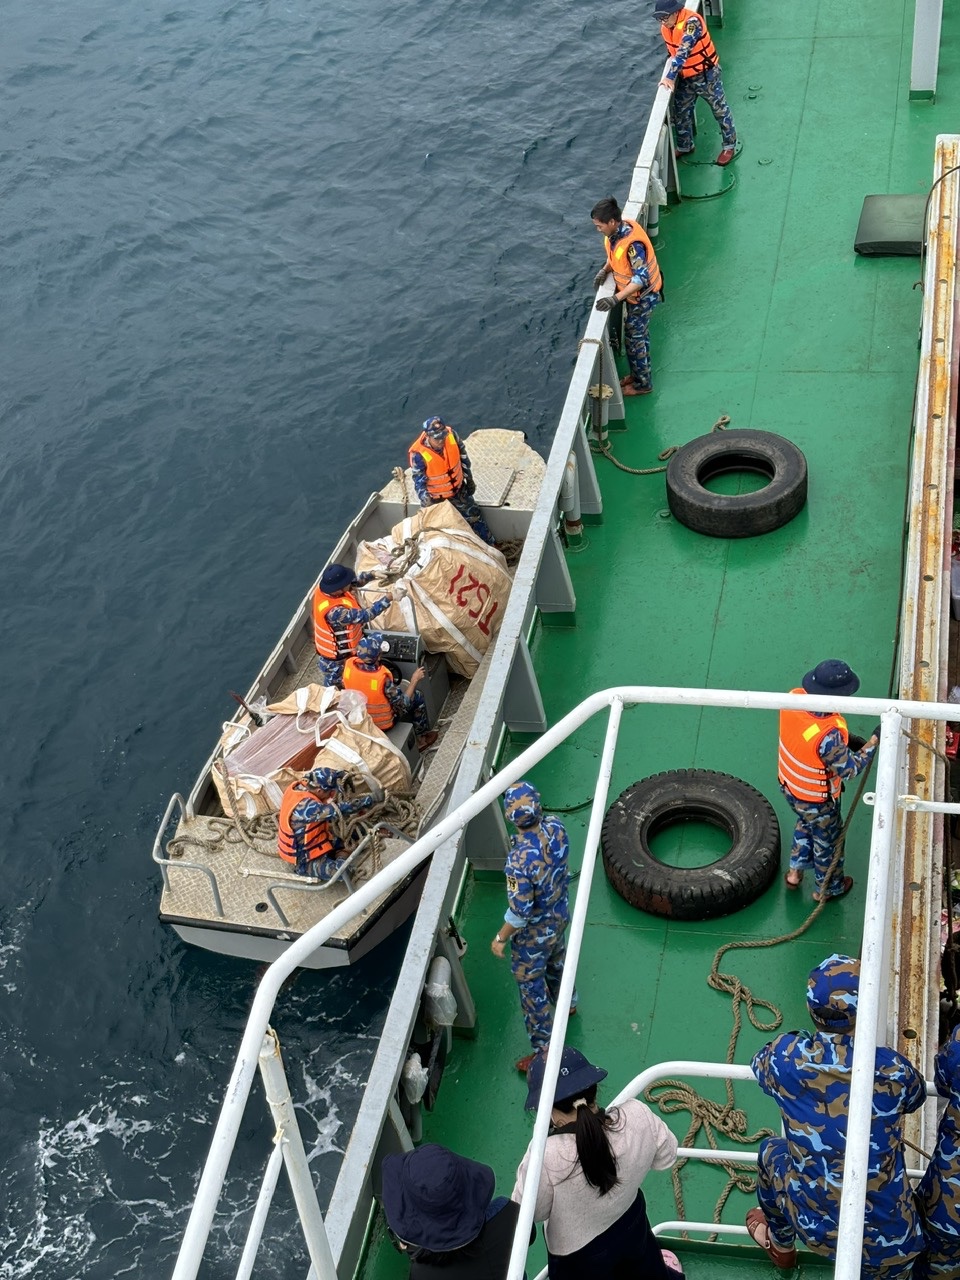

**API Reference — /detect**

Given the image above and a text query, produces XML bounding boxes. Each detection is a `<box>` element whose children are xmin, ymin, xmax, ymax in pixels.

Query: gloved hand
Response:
<box><xmin>595</xmin><ymin>295</ymin><xmax>618</xmax><ymax>312</ymax></box>
<box><xmin>847</xmin><ymin>734</ymin><xmax>866</xmax><ymax>753</ymax></box>
<box><xmin>391</xmin><ymin>582</ymin><xmax>408</xmax><ymax>601</ymax></box>
<box><xmin>368</xmin><ymin>780</ymin><xmax>384</xmax><ymax>805</ymax></box>
<box><xmin>593</xmin><ymin>268</ymin><xmax>609</xmax><ymax>290</ymax></box>
<box><xmin>871</xmin><ymin>724</ymin><xmax>883</xmax><ymax>742</ymax></box>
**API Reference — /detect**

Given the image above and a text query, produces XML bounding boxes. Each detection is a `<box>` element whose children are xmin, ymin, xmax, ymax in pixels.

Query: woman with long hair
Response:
<box><xmin>512</xmin><ymin>1047</ymin><xmax>683</xmax><ymax>1279</ymax></box>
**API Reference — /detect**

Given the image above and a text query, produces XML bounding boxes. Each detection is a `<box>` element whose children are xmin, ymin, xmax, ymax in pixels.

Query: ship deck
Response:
<box><xmin>360</xmin><ymin>0</ymin><xmax>960</xmax><ymax>1273</ymax></box>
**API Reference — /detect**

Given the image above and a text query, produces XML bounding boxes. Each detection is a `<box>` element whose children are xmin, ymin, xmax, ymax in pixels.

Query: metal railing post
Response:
<box><xmin>235</xmin><ymin>1138</ymin><xmax>284</xmax><ymax>1280</ymax></box>
<box><xmin>257</xmin><ymin>1029</ymin><xmax>338</xmax><ymax>1280</ymax></box>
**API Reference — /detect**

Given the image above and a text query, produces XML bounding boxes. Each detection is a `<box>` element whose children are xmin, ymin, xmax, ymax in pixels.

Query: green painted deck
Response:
<box><xmin>360</xmin><ymin>0</ymin><xmax>960</xmax><ymax>1275</ymax></box>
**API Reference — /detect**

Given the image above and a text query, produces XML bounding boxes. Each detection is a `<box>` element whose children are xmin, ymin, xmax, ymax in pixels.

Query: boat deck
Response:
<box><xmin>360</xmin><ymin>0</ymin><xmax>960</xmax><ymax>1271</ymax></box>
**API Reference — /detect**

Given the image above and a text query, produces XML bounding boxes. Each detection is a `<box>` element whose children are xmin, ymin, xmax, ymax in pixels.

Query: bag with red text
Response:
<box><xmin>354</xmin><ymin>502</ymin><xmax>510</xmax><ymax>677</ymax></box>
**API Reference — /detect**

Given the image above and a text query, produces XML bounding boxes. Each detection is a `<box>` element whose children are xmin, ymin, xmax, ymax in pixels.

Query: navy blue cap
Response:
<box><xmin>801</xmin><ymin>659</ymin><xmax>860</xmax><ymax>698</ymax></box>
<box><xmin>319</xmin><ymin>563</ymin><xmax>356</xmax><ymax>595</ymax></box>
<box><xmin>525</xmin><ymin>1046</ymin><xmax>607</xmax><ymax>1111</ymax></box>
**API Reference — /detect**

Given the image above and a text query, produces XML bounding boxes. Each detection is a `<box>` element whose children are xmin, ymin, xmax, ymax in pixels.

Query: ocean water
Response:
<box><xmin>0</xmin><ymin>1</ymin><xmax>661</xmax><ymax>1274</ymax></box>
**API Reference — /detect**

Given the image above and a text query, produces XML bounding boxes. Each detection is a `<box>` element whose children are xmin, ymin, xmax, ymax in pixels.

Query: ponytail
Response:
<box><xmin>556</xmin><ymin>1083</ymin><xmax>620</xmax><ymax>1196</ymax></box>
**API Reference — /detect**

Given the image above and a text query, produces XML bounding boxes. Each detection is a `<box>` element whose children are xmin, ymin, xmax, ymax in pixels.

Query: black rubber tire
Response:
<box><xmin>665</xmin><ymin>429</ymin><xmax>807</xmax><ymax>538</ymax></box>
<box><xmin>601</xmin><ymin>769</ymin><xmax>781</xmax><ymax>920</ymax></box>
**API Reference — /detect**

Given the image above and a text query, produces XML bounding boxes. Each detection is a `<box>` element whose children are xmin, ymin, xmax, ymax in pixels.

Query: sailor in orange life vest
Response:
<box><xmin>778</xmin><ymin>660</ymin><xmax>880</xmax><ymax>902</ymax></box>
<box><xmin>313</xmin><ymin>562</ymin><xmax>399</xmax><ymax>687</ymax></box>
<box><xmin>341</xmin><ymin>632</ymin><xmax>439</xmax><ymax>752</ymax></box>
<box><xmin>408</xmin><ymin>417</ymin><xmax>495</xmax><ymax>545</ymax></box>
<box><xmin>277</xmin><ymin>767</ymin><xmax>380</xmax><ymax>879</ymax></box>
<box><xmin>592</xmin><ymin>197</ymin><xmax>663</xmax><ymax>397</ymax></box>
<box><xmin>655</xmin><ymin>0</ymin><xmax>737</xmax><ymax>167</ymax></box>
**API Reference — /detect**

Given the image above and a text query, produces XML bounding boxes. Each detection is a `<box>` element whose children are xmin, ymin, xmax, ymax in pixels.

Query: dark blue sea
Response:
<box><xmin>0</xmin><ymin>1</ymin><xmax>660</xmax><ymax>1274</ymax></box>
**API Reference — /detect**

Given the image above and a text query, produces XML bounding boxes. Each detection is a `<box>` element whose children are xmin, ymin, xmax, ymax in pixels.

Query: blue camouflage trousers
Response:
<box><xmin>623</xmin><ymin>293</ymin><xmax>663</xmax><ymax>392</ymax></box>
<box><xmin>912</xmin><ymin>1231</ymin><xmax>960</xmax><ymax>1279</ymax></box>
<box><xmin>450</xmin><ymin>491</ymin><xmax>495</xmax><ymax>545</ymax></box>
<box><xmin>673</xmin><ymin>66</ymin><xmax>737</xmax><ymax>153</ymax></box>
<box><xmin>781</xmin><ymin>786</ymin><xmax>847</xmax><ymax>897</ymax></box>
<box><xmin>757</xmin><ymin>1138</ymin><xmax>917</xmax><ymax>1278</ymax></box>
<box><xmin>510</xmin><ymin>928</ymin><xmax>578</xmax><ymax>1052</ymax></box>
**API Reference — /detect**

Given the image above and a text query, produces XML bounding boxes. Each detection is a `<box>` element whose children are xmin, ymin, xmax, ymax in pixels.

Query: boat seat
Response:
<box><xmin>387</xmin><ymin>720</ymin><xmax>419</xmax><ymax>773</ymax></box>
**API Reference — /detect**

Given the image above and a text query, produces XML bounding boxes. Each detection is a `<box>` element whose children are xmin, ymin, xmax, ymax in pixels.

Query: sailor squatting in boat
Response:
<box><xmin>490</xmin><ymin>781</ymin><xmax>578</xmax><ymax>1075</ymax></box>
<box><xmin>342</xmin><ymin>632</ymin><xmax>438</xmax><ymax>752</ymax></box>
<box><xmin>276</xmin><ymin>767</ymin><xmax>380</xmax><ymax>879</ymax></box>
<box><xmin>591</xmin><ymin>197</ymin><xmax>663</xmax><ymax>397</ymax></box>
<box><xmin>312</xmin><ymin>561</ymin><xmax>397</xmax><ymax>687</ymax></box>
<box><xmin>745</xmin><ymin>954</ymin><xmax>927</xmax><ymax>1276</ymax></box>
<box><xmin>512</xmin><ymin>1047</ymin><xmax>684</xmax><ymax>1279</ymax></box>
<box><xmin>408</xmin><ymin>416</ymin><xmax>495</xmax><ymax>545</ymax></box>
<box><xmin>654</xmin><ymin>0</ymin><xmax>738</xmax><ymax>167</ymax></box>
<box><xmin>777</xmin><ymin>658</ymin><xmax>880</xmax><ymax>901</ymax></box>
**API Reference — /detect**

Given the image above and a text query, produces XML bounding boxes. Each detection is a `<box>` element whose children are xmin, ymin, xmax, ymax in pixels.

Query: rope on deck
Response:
<box><xmin>590</xmin><ymin>413</ymin><xmax>729</xmax><ymax>476</ymax></box>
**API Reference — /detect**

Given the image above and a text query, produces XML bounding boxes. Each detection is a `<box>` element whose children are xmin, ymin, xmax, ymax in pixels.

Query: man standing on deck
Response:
<box><xmin>778</xmin><ymin>659</ymin><xmax>880</xmax><ymax>901</ymax></box>
<box><xmin>655</xmin><ymin>0</ymin><xmax>738</xmax><ymax>167</ymax></box>
<box><xmin>408</xmin><ymin>416</ymin><xmax>495</xmax><ymax>545</ymax></box>
<box><xmin>490</xmin><ymin>781</ymin><xmax>578</xmax><ymax>1074</ymax></box>
<box><xmin>276</xmin><ymin>767</ymin><xmax>380</xmax><ymax>880</ymax></box>
<box><xmin>591</xmin><ymin>197</ymin><xmax>664</xmax><ymax>397</ymax></box>
<box><xmin>745</xmin><ymin>955</ymin><xmax>926</xmax><ymax>1276</ymax></box>
<box><xmin>312</xmin><ymin>562</ymin><xmax>399</xmax><ymax>687</ymax></box>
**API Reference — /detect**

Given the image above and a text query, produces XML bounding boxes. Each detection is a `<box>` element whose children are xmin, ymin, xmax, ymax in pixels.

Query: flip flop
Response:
<box><xmin>622</xmin><ymin>384</ymin><xmax>653</xmax><ymax>396</ymax></box>
<box><xmin>813</xmin><ymin>875</ymin><xmax>854</xmax><ymax>903</ymax></box>
<box><xmin>784</xmin><ymin>870</ymin><xmax>803</xmax><ymax>890</ymax></box>
<box><xmin>745</xmin><ymin>1207</ymin><xmax>798</xmax><ymax>1270</ymax></box>
<box><xmin>619</xmin><ymin>374</ymin><xmax>634</xmax><ymax>387</ymax></box>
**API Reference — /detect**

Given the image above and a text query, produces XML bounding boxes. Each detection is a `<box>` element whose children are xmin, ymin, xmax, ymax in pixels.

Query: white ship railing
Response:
<box><xmin>170</xmin><ymin>686</ymin><xmax>957</xmax><ymax>1280</ymax></box>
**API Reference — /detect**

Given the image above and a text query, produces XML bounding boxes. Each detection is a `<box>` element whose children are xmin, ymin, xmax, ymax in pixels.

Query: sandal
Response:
<box><xmin>784</xmin><ymin>870</ymin><xmax>803</xmax><ymax>890</ymax></box>
<box><xmin>745</xmin><ymin>1208</ymin><xmax>797</xmax><ymax>1270</ymax></box>
<box><xmin>813</xmin><ymin>875</ymin><xmax>854</xmax><ymax>903</ymax></box>
<box><xmin>619</xmin><ymin>373</ymin><xmax>634</xmax><ymax>387</ymax></box>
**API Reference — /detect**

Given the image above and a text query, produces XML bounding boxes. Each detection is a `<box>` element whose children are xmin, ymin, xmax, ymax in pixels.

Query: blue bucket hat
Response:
<box><xmin>806</xmin><ymin>954</ymin><xmax>860</xmax><ymax>1029</ymax></box>
<box><xmin>319</xmin><ymin>563</ymin><xmax>356</xmax><ymax>595</ymax></box>
<box><xmin>801</xmin><ymin>659</ymin><xmax>860</xmax><ymax>698</ymax></box>
<box><xmin>525</xmin><ymin>1046</ymin><xmax>608</xmax><ymax>1111</ymax></box>
<box><xmin>381</xmin><ymin>1144</ymin><xmax>495</xmax><ymax>1251</ymax></box>
<box><xmin>653</xmin><ymin>0</ymin><xmax>683</xmax><ymax>17</ymax></box>
<box><xmin>422</xmin><ymin>416</ymin><xmax>449</xmax><ymax>440</ymax></box>
<box><xmin>503</xmin><ymin>781</ymin><xmax>542</xmax><ymax>830</ymax></box>
<box><xmin>357</xmin><ymin>632</ymin><xmax>388</xmax><ymax>663</ymax></box>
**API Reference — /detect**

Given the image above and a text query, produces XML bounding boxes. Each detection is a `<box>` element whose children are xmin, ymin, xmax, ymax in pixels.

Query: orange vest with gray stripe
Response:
<box><xmin>661</xmin><ymin>8</ymin><xmax>718</xmax><ymax>77</ymax></box>
<box><xmin>277</xmin><ymin>780</ymin><xmax>336</xmax><ymax>865</ymax></box>
<box><xmin>604</xmin><ymin>221</ymin><xmax>662</xmax><ymax>301</ymax></box>
<box><xmin>409</xmin><ymin>431</ymin><xmax>464</xmax><ymax>500</ymax></box>
<box><xmin>313</xmin><ymin>587</ymin><xmax>363</xmax><ymax>659</ymax></box>
<box><xmin>778</xmin><ymin>689</ymin><xmax>848</xmax><ymax>802</ymax></box>
<box><xmin>341</xmin><ymin>658</ymin><xmax>395</xmax><ymax>731</ymax></box>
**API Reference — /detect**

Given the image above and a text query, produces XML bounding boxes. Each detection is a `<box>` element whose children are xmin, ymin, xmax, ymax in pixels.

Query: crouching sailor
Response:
<box><xmin>313</xmin><ymin>562</ymin><xmax>398</xmax><ymax>687</ymax></box>
<box><xmin>408</xmin><ymin>416</ymin><xmax>494</xmax><ymax>545</ymax></box>
<box><xmin>277</xmin><ymin>767</ymin><xmax>379</xmax><ymax>880</ymax></box>
<box><xmin>342</xmin><ymin>632</ymin><xmax>439</xmax><ymax>751</ymax></box>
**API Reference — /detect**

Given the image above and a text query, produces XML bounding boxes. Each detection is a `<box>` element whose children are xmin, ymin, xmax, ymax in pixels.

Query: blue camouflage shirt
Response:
<box><xmin>752</xmin><ymin>1030</ymin><xmax>926</xmax><ymax>1258</ymax></box>
<box><xmin>916</xmin><ymin>1026</ymin><xmax>960</xmax><ymax>1238</ymax></box>
<box><xmin>663</xmin><ymin>14</ymin><xmax>709</xmax><ymax>83</ymax></box>
<box><xmin>503</xmin><ymin>816</ymin><xmax>570</xmax><ymax>939</ymax></box>
<box><xmin>608</xmin><ymin>221</ymin><xmax>655</xmax><ymax>294</ymax></box>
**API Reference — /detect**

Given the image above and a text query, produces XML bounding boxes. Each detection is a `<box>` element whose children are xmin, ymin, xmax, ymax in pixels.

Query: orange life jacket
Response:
<box><xmin>313</xmin><ymin>586</ymin><xmax>363</xmax><ymax>659</ymax></box>
<box><xmin>604</xmin><ymin>220</ymin><xmax>663</xmax><ymax>301</ymax></box>
<box><xmin>341</xmin><ymin>658</ymin><xmax>395</xmax><ymax>731</ymax></box>
<box><xmin>661</xmin><ymin>8</ymin><xmax>718</xmax><ymax>78</ymax></box>
<box><xmin>778</xmin><ymin>689</ymin><xmax>848</xmax><ymax>803</ymax></box>
<box><xmin>409</xmin><ymin>430</ymin><xmax>464</xmax><ymax>500</ymax></box>
<box><xmin>277</xmin><ymin>780</ymin><xmax>336</xmax><ymax>866</ymax></box>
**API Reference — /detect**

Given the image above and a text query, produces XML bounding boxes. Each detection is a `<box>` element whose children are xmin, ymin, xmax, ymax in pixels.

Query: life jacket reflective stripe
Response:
<box><xmin>661</xmin><ymin>8</ymin><xmax>718</xmax><ymax>78</ymax></box>
<box><xmin>313</xmin><ymin>587</ymin><xmax>363</xmax><ymax>659</ymax></box>
<box><xmin>409</xmin><ymin>431</ymin><xmax>464</xmax><ymax>500</ymax></box>
<box><xmin>604</xmin><ymin>220</ymin><xmax>663</xmax><ymax>301</ymax></box>
<box><xmin>277</xmin><ymin>781</ymin><xmax>336</xmax><ymax>865</ymax></box>
<box><xmin>778</xmin><ymin>689</ymin><xmax>848</xmax><ymax>802</ymax></box>
<box><xmin>341</xmin><ymin>658</ymin><xmax>395</xmax><ymax>731</ymax></box>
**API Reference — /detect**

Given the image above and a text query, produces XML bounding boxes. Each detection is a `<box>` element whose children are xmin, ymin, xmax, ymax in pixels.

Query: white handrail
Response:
<box><xmin>171</xmin><ymin>686</ymin><xmax>956</xmax><ymax>1280</ymax></box>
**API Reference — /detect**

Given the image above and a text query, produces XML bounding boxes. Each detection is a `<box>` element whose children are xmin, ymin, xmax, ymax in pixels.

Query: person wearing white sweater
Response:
<box><xmin>511</xmin><ymin>1047</ymin><xmax>683</xmax><ymax>1278</ymax></box>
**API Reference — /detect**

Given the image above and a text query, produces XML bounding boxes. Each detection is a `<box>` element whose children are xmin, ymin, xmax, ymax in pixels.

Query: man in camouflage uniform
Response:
<box><xmin>490</xmin><ymin>781</ymin><xmax>578</xmax><ymax>1074</ymax></box>
<box><xmin>655</xmin><ymin>0</ymin><xmax>737</xmax><ymax>165</ymax></box>
<box><xmin>914</xmin><ymin>1024</ymin><xmax>960</xmax><ymax>1278</ymax></box>
<box><xmin>276</xmin><ymin>767</ymin><xmax>379</xmax><ymax>882</ymax></box>
<box><xmin>746</xmin><ymin>955</ymin><xmax>926</xmax><ymax>1275</ymax></box>
<box><xmin>778</xmin><ymin>659</ymin><xmax>880</xmax><ymax>901</ymax></box>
